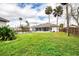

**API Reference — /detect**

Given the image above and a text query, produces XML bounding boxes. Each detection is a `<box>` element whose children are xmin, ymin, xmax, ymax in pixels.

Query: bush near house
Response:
<box><xmin>0</xmin><ymin>26</ymin><xmax>16</xmax><ymax>41</ymax></box>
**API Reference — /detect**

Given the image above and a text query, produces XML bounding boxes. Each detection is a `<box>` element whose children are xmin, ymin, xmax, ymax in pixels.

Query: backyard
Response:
<box><xmin>0</xmin><ymin>32</ymin><xmax>79</xmax><ymax>56</ymax></box>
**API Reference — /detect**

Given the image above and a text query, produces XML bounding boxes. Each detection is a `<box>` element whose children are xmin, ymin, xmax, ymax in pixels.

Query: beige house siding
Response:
<box><xmin>52</xmin><ymin>27</ymin><xmax>59</xmax><ymax>32</ymax></box>
<box><xmin>31</xmin><ymin>23</ymin><xmax>59</xmax><ymax>32</ymax></box>
<box><xmin>0</xmin><ymin>22</ymin><xmax>7</xmax><ymax>27</ymax></box>
<box><xmin>0</xmin><ymin>17</ymin><xmax>9</xmax><ymax>27</ymax></box>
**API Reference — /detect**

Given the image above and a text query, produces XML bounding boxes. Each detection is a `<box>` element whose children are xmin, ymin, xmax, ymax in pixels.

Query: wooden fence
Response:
<box><xmin>59</xmin><ymin>27</ymin><xmax>79</xmax><ymax>35</ymax></box>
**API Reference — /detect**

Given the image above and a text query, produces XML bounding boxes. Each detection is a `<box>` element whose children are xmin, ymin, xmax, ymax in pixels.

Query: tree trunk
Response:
<box><xmin>70</xmin><ymin>4</ymin><xmax>79</xmax><ymax>27</ymax></box>
<box><xmin>78</xmin><ymin>23</ymin><xmax>79</xmax><ymax>26</ymax></box>
<box><xmin>57</xmin><ymin>16</ymin><xmax>59</xmax><ymax>32</ymax></box>
<box><xmin>48</xmin><ymin>15</ymin><xmax>51</xmax><ymax>32</ymax></box>
<box><xmin>66</xmin><ymin>4</ymin><xmax>70</xmax><ymax>36</ymax></box>
<box><xmin>20</xmin><ymin>21</ymin><xmax>21</xmax><ymax>27</ymax></box>
<box><xmin>20</xmin><ymin>20</ymin><xmax>23</xmax><ymax>32</ymax></box>
<box><xmin>48</xmin><ymin>15</ymin><xmax>50</xmax><ymax>24</ymax></box>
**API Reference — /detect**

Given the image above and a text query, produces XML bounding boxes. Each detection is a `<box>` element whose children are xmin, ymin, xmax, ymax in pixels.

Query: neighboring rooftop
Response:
<box><xmin>32</xmin><ymin>23</ymin><xmax>58</xmax><ymax>28</ymax></box>
<box><xmin>0</xmin><ymin>17</ymin><xmax>9</xmax><ymax>22</ymax></box>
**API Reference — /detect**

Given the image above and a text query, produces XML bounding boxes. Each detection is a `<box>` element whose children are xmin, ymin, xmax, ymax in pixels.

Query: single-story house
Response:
<box><xmin>0</xmin><ymin>17</ymin><xmax>9</xmax><ymax>27</ymax></box>
<box><xmin>31</xmin><ymin>23</ymin><xmax>59</xmax><ymax>32</ymax></box>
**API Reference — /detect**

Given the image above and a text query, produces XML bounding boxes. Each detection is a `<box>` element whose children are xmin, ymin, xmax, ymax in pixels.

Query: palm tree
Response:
<box><xmin>59</xmin><ymin>23</ymin><xmax>64</xmax><ymax>32</ymax></box>
<box><xmin>61</xmin><ymin>3</ymin><xmax>68</xmax><ymax>5</ymax></box>
<box><xmin>61</xmin><ymin>3</ymin><xmax>70</xmax><ymax>36</ymax></box>
<box><xmin>53</xmin><ymin>6</ymin><xmax>63</xmax><ymax>31</ymax></box>
<box><xmin>26</xmin><ymin>21</ymin><xmax>29</xmax><ymax>26</ymax></box>
<box><xmin>59</xmin><ymin>23</ymin><xmax>64</xmax><ymax>29</ymax></box>
<box><xmin>25</xmin><ymin>21</ymin><xmax>30</xmax><ymax>32</ymax></box>
<box><xmin>19</xmin><ymin>17</ymin><xmax>22</xmax><ymax>27</ymax></box>
<box><xmin>45</xmin><ymin>6</ymin><xmax>53</xmax><ymax>31</ymax></box>
<box><xmin>19</xmin><ymin>17</ymin><xmax>23</xmax><ymax>32</ymax></box>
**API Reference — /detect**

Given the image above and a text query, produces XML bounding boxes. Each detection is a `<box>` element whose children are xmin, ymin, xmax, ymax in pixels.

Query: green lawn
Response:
<box><xmin>0</xmin><ymin>32</ymin><xmax>79</xmax><ymax>56</ymax></box>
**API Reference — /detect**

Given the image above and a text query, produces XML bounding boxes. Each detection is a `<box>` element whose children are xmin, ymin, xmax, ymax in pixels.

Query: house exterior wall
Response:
<box><xmin>0</xmin><ymin>22</ymin><xmax>7</xmax><ymax>27</ymax></box>
<box><xmin>31</xmin><ymin>27</ymin><xmax>59</xmax><ymax>32</ymax></box>
<box><xmin>52</xmin><ymin>27</ymin><xmax>59</xmax><ymax>32</ymax></box>
<box><xmin>30</xmin><ymin>27</ymin><xmax>36</xmax><ymax>31</ymax></box>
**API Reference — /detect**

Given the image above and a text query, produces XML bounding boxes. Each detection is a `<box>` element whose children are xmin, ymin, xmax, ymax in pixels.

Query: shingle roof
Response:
<box><xmin>32</xmin><ymin>23</ymin><xmax>58</xmax><ymax>28</ymax></box>
<box><xmin>0</xmin><ymin>17</ymin><xmax>9</xmax><ymax>22</ymax></box>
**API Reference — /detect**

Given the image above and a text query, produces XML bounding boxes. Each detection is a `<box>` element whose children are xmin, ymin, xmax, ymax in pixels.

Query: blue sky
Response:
<box><xmin>17</xmin><ymin>3</ymin><xmax>44</xmax><ymax>9</ymax></box>
<box><xmin>17</xmin><ymin>3</ymin><xmax>47</xmax><ymax>21</ymax></box>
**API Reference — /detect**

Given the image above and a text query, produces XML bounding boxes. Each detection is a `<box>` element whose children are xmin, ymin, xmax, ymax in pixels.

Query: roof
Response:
<box><xmin>0</xmin><ymin>17</ymin><xmax>9</xmax><ymax>22</ymax></box>
<box><xmin>32</xmin><ymin>23</ymin><xmax>58</xmax><ymax>28</ymax></box>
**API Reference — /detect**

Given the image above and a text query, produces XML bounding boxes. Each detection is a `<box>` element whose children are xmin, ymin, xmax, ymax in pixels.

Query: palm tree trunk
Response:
<box><xmin>20</xmin><ymin>20</ymin><xmax>22</xmax><ymax>32</ymax></box>
<box><xmin>66</xmin><ymin>4</ymin><xmax>70</xmax><ymax>36</ymax></box>
<box><xmin>57</xmin><ymin>16</ymin><xmax>58</xmax><ymax>25</ymax></box>
<box><xmin>48</xmin><ymin>15</ymin><xmax>50</xmax><ymax>23</ymax></box>
<box><xmin>20</xmin><ymin>21</ymin><xmax>21</xmax><ymax>27</ymax></box>
<box><xmin>57</xmin><ymin>16</ymin><xmax>59</xmax><ymax>32</ymax></box>
<box><xmin>48</xmin><ymin>15</ymin><xmax>51</xmax><ymax>32</ymax></box>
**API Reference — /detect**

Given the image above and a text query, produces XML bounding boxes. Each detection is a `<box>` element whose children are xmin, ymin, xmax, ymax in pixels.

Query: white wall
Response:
<box><xmin>52</xmin><ymin>27</ymin><xmax>59</xmax><ymax>32</ymax></box>
<box><xmin>0</xmin><ymin>22</ymin><xmax>7</xmax><ymax>27</ymax></box>
<box><xmin>30</xmin><ymin>27</ymin><xmax>36</xmax><ymax>31</ymax></box>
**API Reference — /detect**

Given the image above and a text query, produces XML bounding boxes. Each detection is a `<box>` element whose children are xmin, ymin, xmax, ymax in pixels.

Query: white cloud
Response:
<box><xmin>0</xmin><ymin>3</ymin><xmax>64</xmax><ymax>27</ymax></box>
<box><xmin>0</xmin><ymin>3</ymin><xmax>77</xmax><ymax>27</ymax></box>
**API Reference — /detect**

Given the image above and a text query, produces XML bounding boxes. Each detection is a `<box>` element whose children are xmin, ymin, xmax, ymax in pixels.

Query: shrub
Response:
<box><xmin>0</xmin><ymin>26</ymin><xmax>16</xmax><ymax>41</ymax></box>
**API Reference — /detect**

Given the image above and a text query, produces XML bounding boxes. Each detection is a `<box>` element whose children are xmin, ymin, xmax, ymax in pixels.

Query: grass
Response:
<box><xmin>0</xmin><ymin>32</ymin><xmax>79</xmax><ymax>56</ymax></box>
